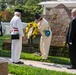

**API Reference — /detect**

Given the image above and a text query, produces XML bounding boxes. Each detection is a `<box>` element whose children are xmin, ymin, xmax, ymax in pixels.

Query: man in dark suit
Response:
<box><xmin>66</xmin><ymin>8</ymin><xmax>76</xmax><ymax>69</ymax></box>
<box><xmin>0</xmin><ymin>22</ymin><xmax>2</xmax><ymax>36</ymax></box>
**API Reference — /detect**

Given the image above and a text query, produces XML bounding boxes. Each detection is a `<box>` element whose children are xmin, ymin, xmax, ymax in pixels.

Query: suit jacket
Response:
<box><xmin>66</xmin><ymin>18</ymin><xmax>76</xmax><ymax>45</ymax></box>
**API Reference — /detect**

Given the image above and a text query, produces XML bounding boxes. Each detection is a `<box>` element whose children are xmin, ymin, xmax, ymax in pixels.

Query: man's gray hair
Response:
<box><xmin>14</xmin><ymin>12</ymin><xmax>21</xmax><ymax>15</ymax></box>
<box><xmin>71</xmin><ymin>8</ymin><xmax>76</xmax><ymax>13</ymax></box>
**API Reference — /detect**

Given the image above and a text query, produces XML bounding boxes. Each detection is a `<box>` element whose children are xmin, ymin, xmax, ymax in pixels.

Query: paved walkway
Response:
<box><xmin>0</xmin><ymin>57</ymin><xmax>76</xmax><ymax>74</ymax></box>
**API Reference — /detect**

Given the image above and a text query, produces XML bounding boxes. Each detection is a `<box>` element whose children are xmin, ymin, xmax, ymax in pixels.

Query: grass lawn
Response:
<box><xmin>8</xmin><ymin>64</ymin><xmax>76</xmax><ymax>75</ymax></box>
<box><xmin>0</xmin><ymin>35</ymin><xmax>70</xmax><ymax>65</ymax></box>
<box><xmin>0</xmin><ymin>35</ymin><xmax>75</xmax><ymax>75</ymax></box>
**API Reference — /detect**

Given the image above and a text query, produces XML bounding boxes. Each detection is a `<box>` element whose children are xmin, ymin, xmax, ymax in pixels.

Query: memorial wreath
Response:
<box><xmin>25</xmin><ymin>22</ymin><xmax>38</xmax><ymax>38</ymax></box>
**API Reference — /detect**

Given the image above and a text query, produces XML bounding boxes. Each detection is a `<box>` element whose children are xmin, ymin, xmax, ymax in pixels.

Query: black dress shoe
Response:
<box><xmin>13</xmin><ymin>61</ymin><xmax>24</xmax><ymax>64</ymax></box>
<box><xmin>67</xmin><ymin>66</ymin><xmax>76</xmax><ymax>69</ymax></box>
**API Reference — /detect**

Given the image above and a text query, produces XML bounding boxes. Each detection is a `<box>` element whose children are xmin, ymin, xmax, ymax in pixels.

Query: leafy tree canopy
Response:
<box><xmin>0</xmin><ymin>0</ymin><xmax>43</xmax><ymax>22</ymax></box>
<box><xmin>23</xmin><ymin>0</ymin><xmax>43</xmax><ymax>22</ymax></box>
<box><xmin>25</xmin><ymin>0</ymin><xmax>42</xmax><ymax>6</ymax></box>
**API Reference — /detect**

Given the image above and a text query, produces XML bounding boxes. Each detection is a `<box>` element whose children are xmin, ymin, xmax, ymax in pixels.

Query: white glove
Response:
<box><xmin>69</xmin><ymin>42</ymin><xmax>72</xmax><ymax>45</ymax></box>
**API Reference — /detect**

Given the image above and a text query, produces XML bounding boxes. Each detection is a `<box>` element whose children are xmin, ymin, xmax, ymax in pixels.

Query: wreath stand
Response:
<box><xmin>28</xmin><ymin>36</ymin><xmax>33</xmax><ymax>44</ymax></box>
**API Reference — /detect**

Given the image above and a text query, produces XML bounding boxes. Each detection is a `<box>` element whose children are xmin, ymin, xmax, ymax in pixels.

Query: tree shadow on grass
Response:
<box><xmin>47</xmin><ymin>56</ymin><xmax>70</xmax><ymax>65</ymax></box>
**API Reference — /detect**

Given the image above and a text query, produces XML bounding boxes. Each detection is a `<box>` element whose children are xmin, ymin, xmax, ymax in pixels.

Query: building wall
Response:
<box><xmin>57</xmin><ymin>0</ymin><xmax>76</xmax><ymax>1</ymax></box>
